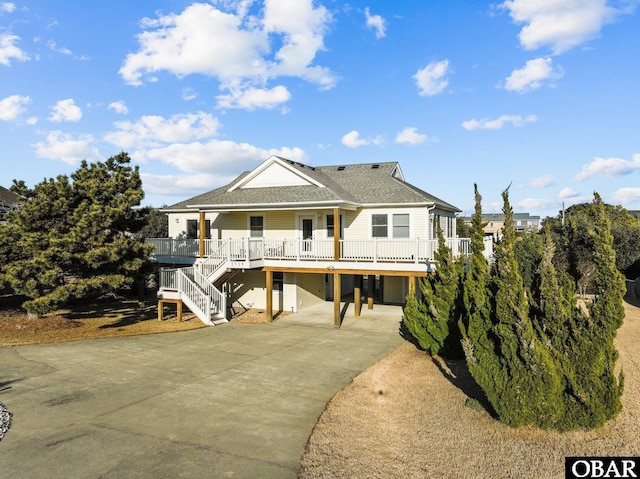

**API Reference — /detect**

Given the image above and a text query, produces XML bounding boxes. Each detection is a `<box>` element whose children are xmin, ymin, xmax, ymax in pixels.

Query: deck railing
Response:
<box><xmin>147</xmin><ymin>237</ymin><xmax>492</xmax><ymax>264</ymax></box>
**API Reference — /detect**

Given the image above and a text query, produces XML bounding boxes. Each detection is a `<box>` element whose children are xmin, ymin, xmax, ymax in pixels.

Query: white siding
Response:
<box><xmin>383</xmin><ymin>276</ymin><xmax>407</xmax><ymax>304</ymax></box>
<box><xmin>296</xmin><ymin>273</ymin><xmax>325</xmax><ymax>310</ymax></box>
<box><xmin>241</xmin><ymin>162</ymin><xmax>313</xmax><ymax>188</ymax></box>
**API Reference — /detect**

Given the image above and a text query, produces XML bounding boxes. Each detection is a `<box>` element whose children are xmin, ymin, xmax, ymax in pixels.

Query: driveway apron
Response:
<box><xmin>0</xmin><ymin>316</ymin><xmax>404</xmax><ymax>478</ymax></box>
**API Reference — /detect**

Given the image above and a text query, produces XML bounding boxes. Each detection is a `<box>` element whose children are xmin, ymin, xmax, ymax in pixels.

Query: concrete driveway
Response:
<box><xmin>0</xmin><ymin>307</ymin><xmax>404</xmax><ymax>478</ymax></box>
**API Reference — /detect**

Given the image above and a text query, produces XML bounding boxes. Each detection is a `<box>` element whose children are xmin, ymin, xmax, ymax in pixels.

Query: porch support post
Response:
<box><xmin>367</xmin><ymin>274</ymin><xmax>375</xmax><ymax>310</ymax></box>
<box><xmin>333</xmin><ymin>272</ymin><xmax>341</xmax><ymax>328</ymax></box>
<box><xmin>199</xmin><ymin>210</ymin><xmax>206</xmax><ymax>258</ymax></box>
<box><xmin>266</xmin><ymin>270</ymin><xmax>273</xmax><ymax>322</ymax></box>
<box><xmin>333</xmin><ymin>207</ymin><xmax>340</xmax><ymax>261</ymax></box>
<box><xmin>408</xmin><ymin>276</ymin><xmax>416</xmax><ymax>296</ymax></box>
<box><xmin>354</xmin><ymin>274</ymin><xmax>362</xmax><ymax>317</ymax></box>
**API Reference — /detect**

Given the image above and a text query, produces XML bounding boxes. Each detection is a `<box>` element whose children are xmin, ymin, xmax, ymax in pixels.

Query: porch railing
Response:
<box><xmin>147</xmin><ymin>237</ymin><xmax>492</xmax><ymax>264</ymax></box>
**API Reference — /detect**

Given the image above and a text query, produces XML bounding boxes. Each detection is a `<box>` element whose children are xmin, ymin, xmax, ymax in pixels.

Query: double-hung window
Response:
<box><xmin>372</xmin><ymin>214</ymin><xmax>388</xmax><ymax>238</ymax></box>
<box><xmin>392</xmin><ymin>214</ymin><xmax>409</xmax><ymax>238</ymax></box>
<box><xmin>326</xmin><ymin>214</ymin><xmax>343</xmax><ymax>238</ymax></box>
<box><xmin>249</xmin><ymin>215</ymin><xmax>264</xmax><ymax>238</ymax></box>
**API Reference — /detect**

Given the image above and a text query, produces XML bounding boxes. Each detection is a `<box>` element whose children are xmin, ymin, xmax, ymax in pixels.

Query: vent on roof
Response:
<box><xmin>371</xmin><ymin>164</ymin><xmax>380</xmax><ymax>169</ymax></box>
<box><xmin>297</xmin><ymin>162</ymin><xmax>304</xmax><ymax>167</ymax></box>
<box><xmin>337</xmin><ymin>166</ymin><xmax>346</xmax><ymax>171</ymax></box>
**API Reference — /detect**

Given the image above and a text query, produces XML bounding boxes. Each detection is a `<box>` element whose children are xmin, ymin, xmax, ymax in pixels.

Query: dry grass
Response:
<box><xmin>299</xmin><ymin>301</ymin><xmax>640</xmax><ymax>479</ymax></box>
<box><xmin>0</xmin><ymin>294</ymin><xmax>206</xmax><ymax>347</ymax></box>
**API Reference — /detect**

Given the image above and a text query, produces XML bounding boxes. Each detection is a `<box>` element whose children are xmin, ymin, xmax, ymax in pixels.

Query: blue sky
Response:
<box><xmin>1</xmin><ymin>0</ymin><xmax>639</xmax><ymax>218</ymax></box>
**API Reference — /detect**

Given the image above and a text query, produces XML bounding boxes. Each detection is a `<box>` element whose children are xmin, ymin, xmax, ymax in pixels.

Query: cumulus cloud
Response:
<box><xmin>0</xmin><ymin>94</ymin><xmax>30</xmax><ymax>120</ymax></box>
<box><xmin>49</xmin><ymin>99</ymin><xmax>82</xmax><ymax>122</ymax></box>
<box><xmin>216</xmin><ymin>85</ymin><xmax>291</xmax><ymax>110</ymax></box>
<box><xmin>341</xmin><ymin>130</ymin><xmax>384</xmax><ymax>148</ymax></box>
<box><xmin>141</xmin><ymin>140</ymin><xmax>307</xmax><ymax>175</ymax></box>
<box><xmin>119</xmin><ymin>1</ymin><xmax>336</xmax><ymax>109</ymax></box>
<box><xmin>462</xmin><ymin>114</ymin><xmax>537</xmax><ymax>130</ymax></box>
<box><xmin>1</xmin><ymin>3</ymin><xmax>16</xmax><ymax>13</ymax></box>
<box><xmin>0</xmin><ymin>34</ymin><xmax>29</xmax><ymax>65</ymax></box>
<box><xmin>500</xmin><ymin>0</ymin><xmax>629</xmax><ymax>54</ymax></box>
<box><xmin>558</xmin><ymin>187</ymin><xmax>580</xmax><ymax>199</ymax></box>
<box><xmin>574</xmin><ymin>154</ymin><xmax>640</xmax><ymax>181</ymax></box>
<box><xmin>104</xmin><ymin>112</ymin><xmax>221</xmax><ymax>150</ymax></box>
<box><xmin>612</xmin><ymin>187</ymin><xmax>640</xmax><ymax>205</ymax></box>
<box><xmin>365</xmin><ymin>7</ymin><xmax>386</xmax><ymax>39</ymax></box>
<box><xmin>527</xmin><ymin>175</ymin><xmax>555</xmax><ymax>188</ymax></box>
<box><xmin>414</xmin><ymin>59</ymin><xmax>451</xmax><ymax>97</ymax></box>
<box><xmin>504</xmin><ymin>57</ymin><xmax>564</xmax><ymax>93</ymax></box>
<box><xmin>33</xmin><ymin>131</ymin><xmax>102</xmax><ymax>165</ymax></box>
<box><xmin>395</xmin><ymin>127</ymin><xmax>431</xmax><ymax>145</ymax></box>
<box><xmin>108</xmin><ymin>101</ymin><xmax>129</xmax><ymax>114</ymax></box>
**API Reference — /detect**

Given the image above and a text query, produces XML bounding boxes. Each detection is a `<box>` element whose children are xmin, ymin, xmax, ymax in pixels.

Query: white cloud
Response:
<box><xmin>558</xmin><ymin>187</ymin><xmax>579</xmax><ymax>199</ymax></box>
<box><xmin>574</xmin><ymin>154</ymin><xmax>640</xmax><ymax>181</ymax></box>
<box><xmin>500</xmin><ymin>0</ymin><xmax>628</xmax><ymax>54</ymax></box>
<box><xmin>141</xmin><ymin>139</ymin><xmax>307</xmax><ymax>175</ymax></box>
<box><xmin>120</xmin><ymin>1</ymin><xmax>336</xmax><ymax>109</ymax></box>
<box><xmin>528</xmin><ymin>175</ymin><xmax>555</xmax><ymax>188</ymax></box>
<box><xmin>0</xmin><ymin>34</ymin><xmax>29</xmax><ymax>65</ymax></box>
<box><xmin>33</xmin><ymin>131</ymin><xmax>102</xmax><ymax>165</ymax></box>
<box><xmin>395</xmin><ymin>127</ymin><xmax>430</xmax><ymax>145</ymax></box>
<box><xmin>0</xmin><ymin>94</ymin><xmax>31</xmax><ymax>120</ymax></box>
<box><xmin>46</xmin><ymin>40</ymin><xmax>72</xmax><ymax>56</ymax></box>
<box><xmin>108</xmin><ymin>101</ymin><xmax>129</xmax><ymax>114</ymax></box>
<box><xmin>414</xmin><ymin>59</ymin><xmax>451</xmax><ymax>97</ymax></box>
<box><xmin>1</xmin><ymin>3</ymin><xmax>16</xmax><ymax>13</ymax></box>
<box><xmin>182</xmin><ymin>88</ymin><xmax>197</xmax><ymax>101</ymax></box>
<box><xmin>49</xmin><ymin>99</ymin><xmax>82</xmax><ymax>122</ymax></box>
<box><xmin>612</xmin><ymin>187</ymin><xmax>640</xmax><ymax>205</ymax></box>
<box><xmin>341</xmin><ymin>130</ymin><xmax>384</xmax><ymax>148</ymax></box>
<box><xmin>504</xmin><ymin>57</ymin><xmax>563</xmax><ymax>93</ymax></box>
<box><xmin>141</xmin><ymin>172</ymin><xmax>229</xmax><ymax>197</ymax></box>
<box><xmin>104</xmin><ymin>112</ymin><xmax>221</xmax><ymax>150</ymax></box>
<box><xmin>462</xmin><ymin>114</ymin><xmax>537</xmax><ymax>131</ymax></box>
<box><xmin>365</xmin><ymin>7</ymin><xmax>386</xmax><ymax>39</ymax></box>
<box><xmin>216</xmin><ymin>85</ymin><xmax>291</xmax><ymax>110</ymax></box>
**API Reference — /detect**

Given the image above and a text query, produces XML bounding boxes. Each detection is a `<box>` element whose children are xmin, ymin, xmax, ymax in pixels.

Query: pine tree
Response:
<box><xmin>0</xmin><ymin>153</ymin><xmax>153</xmax><ymax>316</ymax></box>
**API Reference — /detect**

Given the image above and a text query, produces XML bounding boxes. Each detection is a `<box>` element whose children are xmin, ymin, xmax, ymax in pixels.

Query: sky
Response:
<box><xmin>1</xmin><ymin>0</ymin><xmax>639</xmax><ymax>219</ymax></box>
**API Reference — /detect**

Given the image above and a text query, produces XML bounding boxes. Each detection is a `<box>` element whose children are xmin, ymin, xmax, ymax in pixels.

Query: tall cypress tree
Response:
<box><xmin>460</xmin><ymin>185</ymin><xmax>505</xmax><ymax>411</ymax></box>
<box><xmin>487</xmin><ymin>188</ymin><xmax>564</xmax><ymax>427</ymax></box>
<box><xmin>403</xmin><ymin>225</ymin><xmax>464</xmax><ymax>357</ymax></box>
<box><xmin>561</xmin><ymin>193</ymin><xmax>625</xmax><ymax>428</ymax></box>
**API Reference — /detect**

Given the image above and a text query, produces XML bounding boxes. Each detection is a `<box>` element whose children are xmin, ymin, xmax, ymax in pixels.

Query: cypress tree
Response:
<box><xmin>561</xmin><ymin>193</ymin><xmax>625</xmax><ymax>428</ymax></box>
<box><xmin>403</xmin><ymin>225</ymin><xmax>464</xmax><ymax>357</ymax></box>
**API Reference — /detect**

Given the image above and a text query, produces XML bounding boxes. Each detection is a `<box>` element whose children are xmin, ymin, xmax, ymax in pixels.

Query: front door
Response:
<box><xmin>301</xmin><ymin>217</ymin><xmax>314</xmax><ymax>254</ymax></box>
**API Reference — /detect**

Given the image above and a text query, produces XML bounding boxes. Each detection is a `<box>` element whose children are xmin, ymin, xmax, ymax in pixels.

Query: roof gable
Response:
<box><xmin>228</xmin><ymin>156</ymin><xmax>325</xmax><ymax>191</ymax></box>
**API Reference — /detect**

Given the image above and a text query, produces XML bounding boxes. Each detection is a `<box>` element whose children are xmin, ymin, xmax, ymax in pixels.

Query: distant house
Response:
<box><xmin>0</xmin><ymin>186</ymin><xmax>20</xmax><ymax>223</ymax></box>
<box><xmin>146</xmin><ymin>156</ymin><xmax>492</xmax><ymax>326</ymax></box>
<box><xmin>461</xmin><ymin>212</ymin><xmax>540</xmax><ymax>240</ymax></box>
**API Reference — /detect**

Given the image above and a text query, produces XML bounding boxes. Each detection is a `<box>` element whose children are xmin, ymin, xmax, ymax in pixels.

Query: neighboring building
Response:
<box><xmin>147</xmin><ymin>156</ymin><xmax>492</xmax><ymax>326</ymax></box>
<box><xmin>0</xmin><ymin>186</ymin><xmax>21</xmax><ymax>223</ymax></box>
<box><xmin>461</xmin><ymin>212</ymin><xmax>540</xmax><ymax>240</ymax></box>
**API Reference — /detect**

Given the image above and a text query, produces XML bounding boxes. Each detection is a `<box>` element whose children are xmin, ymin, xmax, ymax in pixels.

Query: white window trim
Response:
<box><xmin>247</xmin><ymin>214</ymin><xmax>265</xmax><ymax>238</ymax></box>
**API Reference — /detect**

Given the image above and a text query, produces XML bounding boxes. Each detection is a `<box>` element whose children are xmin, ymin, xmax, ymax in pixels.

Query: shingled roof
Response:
<box><xmin>165</xmin><ymin>157</ymin><xmax>460</xmax><ymax>212</ymax></box>
<box><xmin>0</xmin><ymin>186</ymin><xmax>20</xmax><ymax>206</ymax></box>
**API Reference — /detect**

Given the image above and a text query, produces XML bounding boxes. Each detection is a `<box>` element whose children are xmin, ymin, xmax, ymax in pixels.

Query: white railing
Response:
<box><xmin>148</xmin><ymin>237</ymin><xmax>491</xmax><ymax>264</ymax></box>
<box><xmin>159</xmin><ymin>267</ymin><xmax>226</xmax><ymax>325</ymax></box>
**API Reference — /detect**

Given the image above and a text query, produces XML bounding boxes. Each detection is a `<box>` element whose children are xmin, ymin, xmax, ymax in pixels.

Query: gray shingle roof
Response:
<box><xmin>165</xmin><ymin>158</ymin><xmax>460</xmax><ymax>212</ymax></box>
<box><xmin>0</xmin><ymin>186</ymin><xmax>20</xmax><ymax>206</ymax></box>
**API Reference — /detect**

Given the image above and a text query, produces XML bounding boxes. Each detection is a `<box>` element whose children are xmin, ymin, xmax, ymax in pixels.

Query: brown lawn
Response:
<box><xmin>298</xmin><ymin>301</ymin><xmax>640</xmax><ymax>479</ymax></box>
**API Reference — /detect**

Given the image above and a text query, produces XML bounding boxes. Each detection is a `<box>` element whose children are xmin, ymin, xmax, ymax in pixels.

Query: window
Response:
<box><xmin>372</xmin><ymin>214</ymin><xmax>388</xmax><ymax>238</ymax></box>
<box><xmin>273</xmin><ymin>272</ymin><xmax>284</xmax><ymax>291</ymax></box>
<box><xmin>249</xmin><ymin>215</ymin><xmax>264</xmax><ymax>237</ymax></box>
<box><xmin>326</xmin><ymin>214</ymin><xmax>343</xmax><ymax>238</ymax></box>
<box><xmin>186</xmin><ymin>219</ymin><xmax>211</xmax><ymax>239</ymax></box>
<box><xmin>392</xmin><ymin>214</ymin><xmax>409</xmax><ymax>238</ymax></box>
